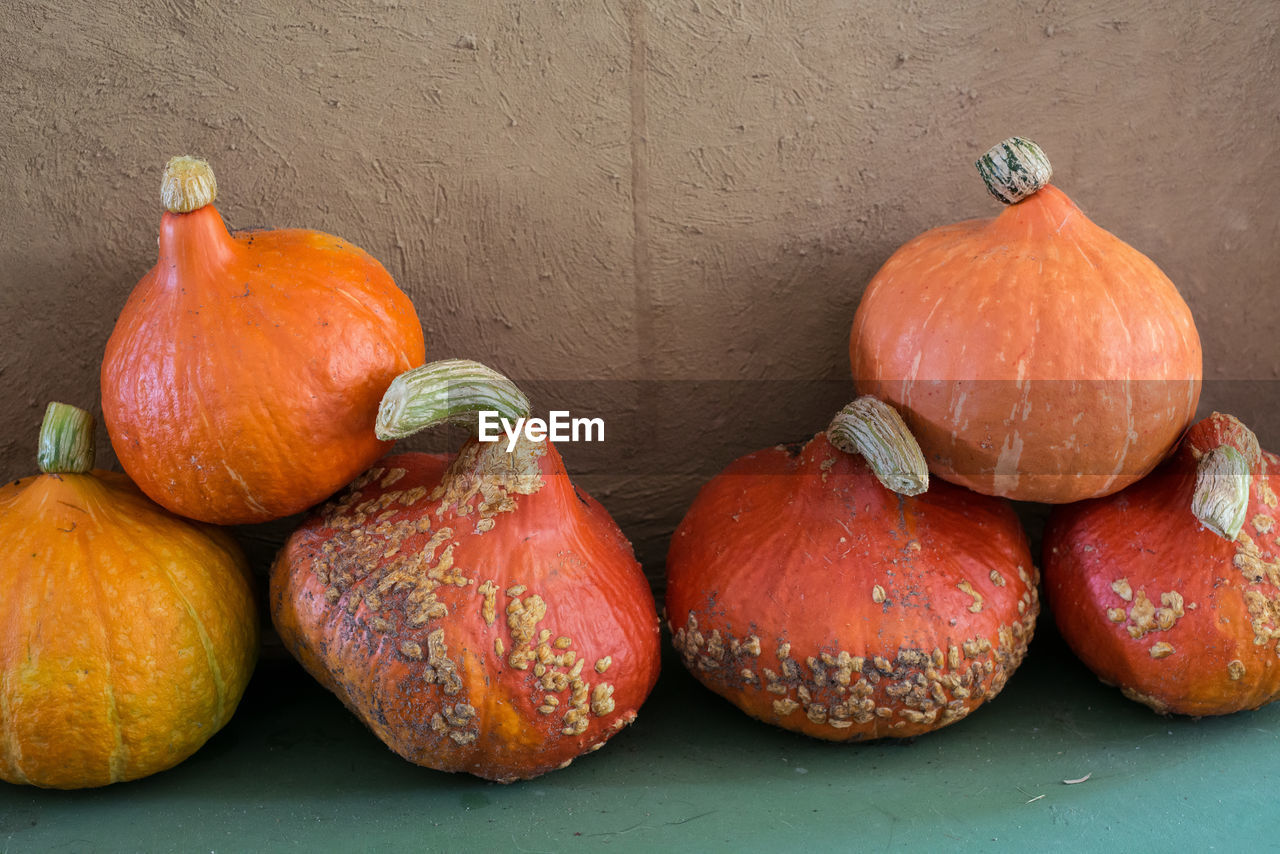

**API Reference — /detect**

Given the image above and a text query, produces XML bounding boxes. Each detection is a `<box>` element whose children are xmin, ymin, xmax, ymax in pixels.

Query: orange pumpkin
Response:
<box><xmin>666</xmin><ymin>398</ymin><xmax>1038</xmax><ymax>740</ymax></box>
<box><xmin>270</xmin><ymin>361</ymin><xmax>661</xmax><ymax>781</ymax></box>
<box><xmin>0</xmin><ymin>404</ymin><xmax>258</xmax><ymax>789</ymax></box>
<box><xmin>850</xmin><ymin>137</ymin><xmax>1202</xmax><ymax>503</ymax></box>
<box><xmin>1044</xmin><ymin>412</ymin><xmax>1280</xmax><ymax>716</ymax></box>
<box><xmin>101</xmin><ymin>156</ymin><xmax>425</xmax><ymax>525</ymax></box>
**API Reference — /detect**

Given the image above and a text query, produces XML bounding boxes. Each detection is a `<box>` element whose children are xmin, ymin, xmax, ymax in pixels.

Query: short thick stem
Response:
<box><xmin>37</xmin><ymin>402</ymin><xmax>96</xmax><ymax>475</ymax></box>
<box><xmin>826</xmin><ymin>397</ymin><xmax>928</xmax><ymax>496</ymax></box>
<box><xmin>976</xmin><ymin>137</ymin><xmax>1052</xmax><ymax>205</ymax></box>
<box><xmin>1192</xmin><ymin>445</ymin><xmax>1251</xmax><ymax>541</ymax></box>
<box><xmin>376</xmin><ymin>359</ymin><xmax>531</xmax><ymax>441</ymax></box>
<box><xmin>162</xmin><ymin>156</ymin><xmax>218</xmax><ymax>213</ymax></box>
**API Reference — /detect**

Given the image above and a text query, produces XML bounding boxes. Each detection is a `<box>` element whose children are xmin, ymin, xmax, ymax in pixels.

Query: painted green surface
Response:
<box><xmin>3</xmin><ymin>626</ymin><xmax>1277</xmax><ymax>852</ymax></box>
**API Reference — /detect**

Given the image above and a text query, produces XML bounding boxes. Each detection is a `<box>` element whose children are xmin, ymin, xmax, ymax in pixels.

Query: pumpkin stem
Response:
<box><xmin>826</xmin><ymin>397</ymin><xmax>929</xmax><ymax>496</ymax></box>
<box><xmin>162</xmin><ymin>155</ymin><xmax>218</xmax><ymax>213</ymax></box>
<box><xmin>37</xmin><ymin>402</ymin><xmax>95</xmax><ymax>475</ymax></box>
<box><xmin>376</xmin><ymin>359</ymin><xmax>532</xmax><ymax>441</ymax></box>
<box><xmin>976</xmin><ymin>137</ymin><xmax>1053</xmax><ymax>205</ymax></box>
<box><xmin>1191</xmin><ymin>445</ymin><xmax>1251</xmax><ymax>541</ymax></box>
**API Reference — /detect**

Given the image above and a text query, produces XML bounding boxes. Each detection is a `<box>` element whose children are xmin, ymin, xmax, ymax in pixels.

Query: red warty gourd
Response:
<box><xmin>101</xmin><ymin>156</ymin><xmax>425</xmax><ymax>525</ymax></box>
<box><xmin>1045</xmin><ymin>412</ymin><xmax>1280</xmax><ymax>716</ymax></box>
<box><xmin>666</xmin><ymin>398</ymin><xmax>1038</xmax><ymax>740</ymax></box>
<box><xmin>270</xmin><ymin>361</ymin><xmax>661</xmax><ymax>781</ymax></box>
<box><xmin>850</xmin><ymin>137</ymin><xmax>1202</xmax><ymax>503</ymax></box>
<box><xmin>0</xmin><ymin>404</ymin><xmax>258</xmax><ymax>789</ymax></box>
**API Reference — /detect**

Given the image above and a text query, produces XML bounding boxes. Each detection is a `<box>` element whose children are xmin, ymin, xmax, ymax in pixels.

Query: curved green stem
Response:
<box><xmin>37</xmin><ymin>402</ymin><xmax>95</xmax><ymax>475</ymax></box>
<box><xmin>1192</xmin><ymin>445</ymin><xmax>1250</xmax><ymax>541</ymax></box>
<box><xmin>976</xmin><ymin>137</ymin><xmax>1052</xmax><ymax>205</ymax></box>
<box><xmin>162</xmin><ymin>155</ymin><xmax>218</xmax><ymax>213</ymax></box>
<box><xmin>826</xmin><ymin>397</ymin><xmax>928</xmax><ymax>496</ymax></box>
<box><xmin>376</xmin><ymin>359</ymin><xmax>531</xmax><ymax>441</ymax></box>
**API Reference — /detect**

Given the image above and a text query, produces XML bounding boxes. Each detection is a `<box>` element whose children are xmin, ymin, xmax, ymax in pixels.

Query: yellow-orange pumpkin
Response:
<box><xmin>0</xmin><ymin>404</ymin><xmax>258</xmax><ymax>789</ymax></box>
<box><xmin>101</xmin><ymin>156</ymin><xmax>425</xmax><ymax>525</ymax></box>
<box><xmin>850</xmin><ymin>137</ymin><xmax>1201</xmax><ymax>503</ymax></box>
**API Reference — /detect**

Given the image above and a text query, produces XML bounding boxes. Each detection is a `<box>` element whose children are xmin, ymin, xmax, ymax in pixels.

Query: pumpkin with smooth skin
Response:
<box><xmin>1044</xmin><ymin>412</ymin><xmax>1280</xmax><ymax>716</ymax></box>
<box><xmin>0</xmin><ymin>404</ymin><xmax>258</xmax><ymax>789</ymax></box>
<box><xmin>101</xmin><ymin>156</ymin><xmax>425</xmax><ymax>525</ymax></box>
<box><xmin>270</xmin><ymin>361</ymin><xmax>661</xmax><ymax>782</ymax></box>
<box><xmin>666</xmin><ymin>398</ymin><xmax>1038</xmax><ymax>740</ymax></box>
<box><xmin>850</xmin><ymin>137</ymin><xmax>1202</xmax><ymax>503</ymax></box>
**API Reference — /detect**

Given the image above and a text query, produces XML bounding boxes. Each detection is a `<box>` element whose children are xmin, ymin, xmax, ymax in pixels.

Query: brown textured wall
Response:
<box><xmin>3</xmin><ymin>0</ymin><xmax>1278</xmax><ymax>580</ymax></box>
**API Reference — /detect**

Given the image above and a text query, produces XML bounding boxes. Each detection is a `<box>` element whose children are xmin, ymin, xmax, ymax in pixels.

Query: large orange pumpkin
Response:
<box><xmin>270</xmin><ymin>361</ymin><xmax>661</xmax><ymax>781</ymax></box>
<box><xmin>101</xmin><ymin>156</ymin><xmax>425</xmax><ymax>525</ymax></box>
<box><xmin>850</xmin><ymin>137</ymin><xmax>1202</xmax><ymax>503</ymax></box>
<box><xmin>666</xmin><ymin>398</ymin><xmax>1038</xmax><ymax>740</ymax></box>
<box><xmin>1044</xmin><ymin>412</ymin><xmax>1280</xmax><ymax>716</ymax></box>
<box><xmin>0</xmin><ymin>404</ymin><xmax>258</xmax><ymax>789</ymax></box>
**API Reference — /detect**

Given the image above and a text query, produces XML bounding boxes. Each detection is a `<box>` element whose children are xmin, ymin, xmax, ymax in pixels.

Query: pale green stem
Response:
<box><xmin>162</xmin><ymin>155</ymin><xmax>218</xmax><ymax>213</ymax></box>
<box><xmin>976</xmin><ymin>137</ymin><xmax>1052</xmax><ymax>204</ymax></box>
<box><xmin>37</xmin><ymin>402</ymin><xmax>95</xmax><ymax>474</ymax></box>
<box><xmin>376</xmin><ymin>359</ymin><xmax>531</xmax><ymax>441</ymax></box>
<box><xmin>1192</xmin><ymin>445</ymin><xmax>1251</xmax><ymax>541</ymax></box>
<box><xmin>826</xmin><ymin>397</ymin><xmax>929</xmax><ymax>496</ymax></box>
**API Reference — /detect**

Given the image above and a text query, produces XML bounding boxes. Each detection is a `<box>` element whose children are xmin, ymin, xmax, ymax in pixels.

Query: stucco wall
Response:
<box><xmin>3</xmin><ymin>0</ymin><xmax>1278</xmax><ymax>577</ymax></box>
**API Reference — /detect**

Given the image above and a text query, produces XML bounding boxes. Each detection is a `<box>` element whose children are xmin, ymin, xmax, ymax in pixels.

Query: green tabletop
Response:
<box><xmin>3</xmin><ymin>622</ymin><xmax>1277</xmax><ymax>852</ymax></box>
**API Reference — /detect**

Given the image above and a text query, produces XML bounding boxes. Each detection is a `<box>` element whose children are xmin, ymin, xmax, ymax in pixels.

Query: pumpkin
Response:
<box><xmin>269</xmin><ymin>360</ymin><xmax>661</xmax><ymax>781</ymax></box>
<box><xmin>0</xmin><ymin>404</ymin><xmax>258</xmax><ymax>789</ymax></box>
<box><xmin>1044</xmin><ymin>412</ymin><xmax>1280</xmax><ymax>716</ymax></box>
<box><xmin>101</xmin><ymin>156</ymin><xmax>426</xmax><ymax>525</ymax></box>
<box><xmin>665</xmin><ymin>397</ymin><xmax>1038</xmax><ymax>740</ymax></box>
<box><xmin>850</xmin><ymin>137</ymin><xmax>1202</xmax><ymax>503</ymax></box>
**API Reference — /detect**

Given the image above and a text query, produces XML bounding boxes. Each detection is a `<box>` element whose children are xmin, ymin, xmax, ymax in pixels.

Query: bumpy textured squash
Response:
<box><xmin>270</xmin><ymin>362</ymin><xmax>661</xmax><ymax>781</ymax></box>
<box><xmin>666</xmin><ymin>398</ymin><xmax>1038</xmax><ymax>740</ymax></box>
<box><xmin>1045</xmin><ymin>413</ymin><xmax>1280</xmax><ymax>715</ymax></box>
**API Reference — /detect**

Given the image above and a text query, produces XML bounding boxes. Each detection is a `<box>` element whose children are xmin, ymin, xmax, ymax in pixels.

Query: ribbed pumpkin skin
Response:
<box><xmin>102</xmin><ymin>205</ymin><xmax>425</xmax><ymax>525</ymax></box>
<box><xmin>270</xmin><ymin>439</ymin><xmax>661</xmax><ymax>782</ymax></box>
<box><xmin>851</xmin><ymin>184</ymin><xmax>1202</xmax><ymax>503</ymax></box>
<box><xmin>0</xmin><ymin>471</ymin><xmax>258</xmax><ymax>789</ymax></box>
<box><xmin>665</xmin><ymin>433</ymin><xmax>1038</xmax><ymax>741</ymax></box>
<box><xmin>1044</xmin><ymin>414</ymin><xmax>1280</xmax><ymax>716</ymax></box>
